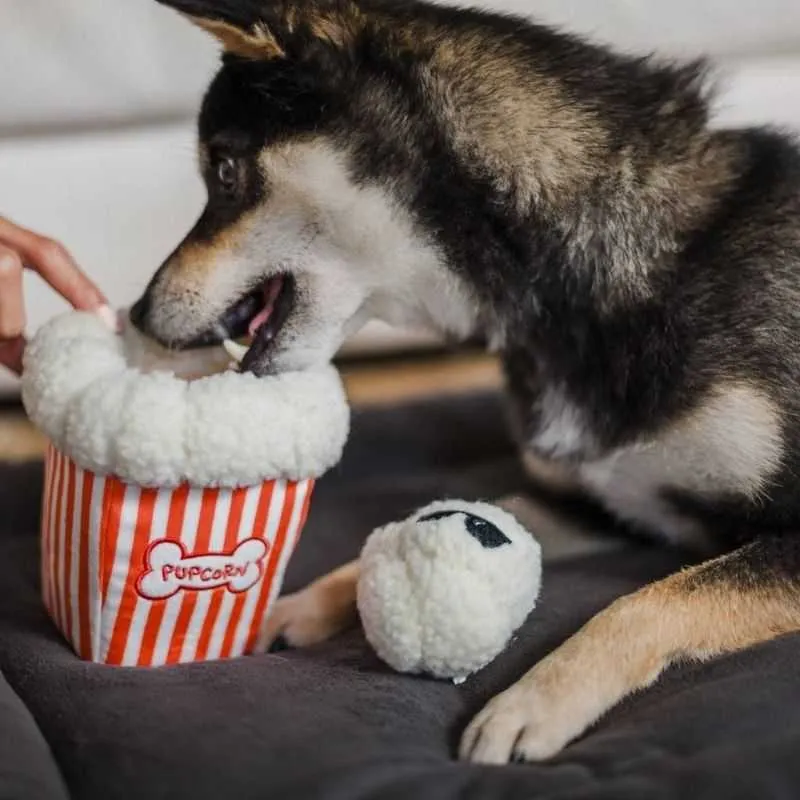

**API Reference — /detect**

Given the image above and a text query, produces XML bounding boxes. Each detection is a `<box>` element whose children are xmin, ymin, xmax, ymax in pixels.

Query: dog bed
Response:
<box><xmin>1</xmin><ymin>392</ymin><xmax>800</xmax><ymax>799</ymax></box>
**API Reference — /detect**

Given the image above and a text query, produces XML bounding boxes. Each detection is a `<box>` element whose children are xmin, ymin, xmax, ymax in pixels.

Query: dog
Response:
<box><xmin>132</xmin><ymin>0</ymin><xmax>800</xmax><ymax>765</ymax></box>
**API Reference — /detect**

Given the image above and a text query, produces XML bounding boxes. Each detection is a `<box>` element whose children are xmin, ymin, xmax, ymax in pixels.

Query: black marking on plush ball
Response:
<box><xmin>417</xmin><ymin>509</ymin><xmax>512</xmax><ymax>549</ymax></box>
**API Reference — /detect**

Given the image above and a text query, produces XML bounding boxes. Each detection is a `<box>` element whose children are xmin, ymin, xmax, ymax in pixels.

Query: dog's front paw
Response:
<box><xmin>459</xmin><ymin>677</ymin><xmax>571</xmax><ymax>764</ymax></box>
<box><xmin>258</xmin><ymin>562</ymin><xmax>360</xmax><ymax>652</ymax></box>
<box><xmin>258</xmin><ymin>587</ymin><xmax>346</xmax><ymax>651</ymax></box>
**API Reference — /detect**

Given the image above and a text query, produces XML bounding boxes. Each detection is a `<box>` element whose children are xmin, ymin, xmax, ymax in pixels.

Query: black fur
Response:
<box><xmin>153</xmin><ymin>0</ymin><xmax>800</xmax><ymax>553</ymax></box>
<box><xmin>140</xmin><ymin>3</ymin><xmax>800</xmax><ymax>760</ymax></box>
<box><xmin>155</xmin><ymin>0</ymin><xmax>263</xmax><ymax>28</ymax></box>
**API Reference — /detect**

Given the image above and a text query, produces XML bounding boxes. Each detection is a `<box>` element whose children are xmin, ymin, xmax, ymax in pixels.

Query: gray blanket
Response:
<box><xmin>1</xmin><ymin>393</ymin><xmax>800</xmax><ymax>800</ymax></box>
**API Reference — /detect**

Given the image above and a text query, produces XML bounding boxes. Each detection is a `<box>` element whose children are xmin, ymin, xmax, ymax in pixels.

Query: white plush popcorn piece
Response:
<box><xmin>357</xmin><ymin>500</ymin><xmax>542</xmax><ymax>681</ymax></box>
<box><xmin>21</xmin><ymin>310</ymin><xmax>350</xmax><ymax>488</ymax></box>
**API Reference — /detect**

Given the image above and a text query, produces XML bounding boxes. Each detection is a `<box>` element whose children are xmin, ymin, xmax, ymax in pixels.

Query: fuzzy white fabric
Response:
<box><xmin>21</xmin><ymin>311</ymin><xmax>350</xmax><ymax>487</ymax></box>
<box><xmin>357</xmin><ymin>500</ymin><xmax>542</xmax><ymax>681</ymax></box>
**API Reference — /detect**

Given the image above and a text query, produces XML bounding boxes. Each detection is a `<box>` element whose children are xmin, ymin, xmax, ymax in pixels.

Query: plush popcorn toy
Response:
<box><xmin>357</xmin><ymin>500</ymin><xmax>542</xmax><ymax>682</ymax></box>
<box><xmin>21</xmin><ymin>310</ymin><xmax>349</xmax><ymax>667</ymax></box>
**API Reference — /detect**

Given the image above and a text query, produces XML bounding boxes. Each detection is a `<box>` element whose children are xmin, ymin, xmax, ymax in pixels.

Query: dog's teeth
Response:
<box><xmin>223</xmin><ymin>339</ymin><xmax>249</xmax><ymax>364</ymax></box>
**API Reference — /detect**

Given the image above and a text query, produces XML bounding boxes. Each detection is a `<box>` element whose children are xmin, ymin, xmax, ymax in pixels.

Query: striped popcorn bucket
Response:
<box><xmin>40</xmin><ymin>445</ymin><xmax>313</xmax><ymax>667</ymax></box>
<box><xmin>24</xmin><ymin>310</ymin><xmax>349</xmax><ymax>667</ymax></box>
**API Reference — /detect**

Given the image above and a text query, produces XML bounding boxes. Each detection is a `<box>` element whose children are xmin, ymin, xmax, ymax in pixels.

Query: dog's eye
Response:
<box><xmin>216</xmin><ymin>158</ymin><xmax>238</xmax><ymax>192</ymax></box>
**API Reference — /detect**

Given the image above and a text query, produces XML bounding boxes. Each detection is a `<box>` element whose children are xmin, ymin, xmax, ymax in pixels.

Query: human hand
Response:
<box><xmin>0</xmin><ymin>217</ymin><xmax>107</xmax><ymax>374</ymax></box>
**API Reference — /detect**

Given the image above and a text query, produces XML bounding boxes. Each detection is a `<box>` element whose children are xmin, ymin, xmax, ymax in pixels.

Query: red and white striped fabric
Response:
<box><xmin>40</xmin><ymin>444</ymin><xmax>313</xmax><ymax>667</ymax></box>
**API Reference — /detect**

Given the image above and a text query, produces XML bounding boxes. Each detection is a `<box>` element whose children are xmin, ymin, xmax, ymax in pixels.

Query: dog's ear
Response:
<box><xmin>155</xmin><ymin>0</ymin><xmax>364</xmax><ymax>61</ymax></box>
<box><xmin>155</xmin><ymin>0</ymin><xmax>284</xmax><ymax>58</ymax></box>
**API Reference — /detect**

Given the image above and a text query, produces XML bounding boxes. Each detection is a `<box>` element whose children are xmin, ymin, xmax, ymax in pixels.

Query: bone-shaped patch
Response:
<box><xmin>136</xmin><ymin>538</ymin><xmax>269</xmax><ymax>601</ymax></box>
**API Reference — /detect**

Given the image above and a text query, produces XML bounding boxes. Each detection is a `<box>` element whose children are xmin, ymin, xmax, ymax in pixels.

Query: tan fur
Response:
<box><xmin>183</xmin><ymin>3</ymin><xmax>366</xmax><ymax>60</ymax></box>
<box><xmin>182</xmin><ymin>1</ymin><xmax>734</xmax><ymax>236</ymax></box>
<box><xmin>182</xmin><ymin>2</ymin><xmax>606</xmax><ymax>212</ymax></box>
<box><xmin>460</xmin><ymin>552</ymin><xmax>800</xmax><ymax>763</ymax></box>
<box><xmin>521</xmin><ymin>451</ymin><xmax>581</xmax><ymax>495</ymax></box>
<box><xmin>148</xmin><ymin>210</ymin><xmax>268</xmax><ymax>346</ymax></box>
<box><xmin>163</xmin><ymin>144</ymin><xmax>317</xmax><ymax>291</ymax></box>
<box><xmin>382</xmin><ymin>17</ymin><xmax>602</xmax><ymax>205</ymax></box>
<box><xmin>197</xmin><ymin>142</ymin><xmax>210</xmax><ymax>173</ymax></box>
<box><xmin>569</xmin><ymin>134</ymin><xmax>741</xmax><ymax>304</ymax></box>
<box><xmin>159</xmin><ymin>210</ymin><xmax>259</xmax><ymax>287</ymax></box>
<box><xmin>152</xmin><ymin>0</ymin><xmax>799</xmax><ymax>770</ymax></box>
<box><xmin>186</xmin><ymin>17</ymin><xmax>285</xmax><ymax>59</ymax></box>
<box><xmin>260</xmin><ymin>560</ymin><xmax>360</xmax><ymax>650</ymax></box>
<box><xmin>419</xmin><ymin>37</ymin><xmax>604</xmax><ymax>213</ymax></box>
<box><xmin>307</xmin><ymin>6</ymin><xmax>364</xmax><ymax>48</ymax></box>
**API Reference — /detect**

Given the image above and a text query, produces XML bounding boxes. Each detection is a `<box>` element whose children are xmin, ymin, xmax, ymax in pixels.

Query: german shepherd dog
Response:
<box><xmin>132</xmin><ymin>0</ymin><xmax>800</xmax><ymax>764</ymax></box>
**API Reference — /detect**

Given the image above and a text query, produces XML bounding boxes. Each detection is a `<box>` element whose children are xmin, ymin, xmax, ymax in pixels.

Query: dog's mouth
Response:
<box><xmin>206</xmin><ymin>274</ymin><xmax>295</xmax><ymax>374</ymax></box>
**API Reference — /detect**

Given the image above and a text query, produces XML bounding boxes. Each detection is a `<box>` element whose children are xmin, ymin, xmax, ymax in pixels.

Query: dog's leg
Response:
<box><xmin>461</xmin><ymin>535</ymin><xmax>800</xmax><ymax>763</ymax></box>
<box><xmin>259</xmin><ymin>560</ymin><xmax>360</xmax><ymax>651</ymax></box>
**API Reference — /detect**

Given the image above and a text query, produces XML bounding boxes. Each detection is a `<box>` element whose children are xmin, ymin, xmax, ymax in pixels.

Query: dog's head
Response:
<box><xmin>131</xmin><ymin>0</ymin><xmax>481</xmax><ymax>375</ymax></box>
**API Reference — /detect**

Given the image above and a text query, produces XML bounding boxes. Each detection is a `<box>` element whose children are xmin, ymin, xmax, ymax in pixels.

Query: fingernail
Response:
<box><xmin>95</xmin><ymin>304</ymin><xmax>120</xmax><ymax>332</ymax></box>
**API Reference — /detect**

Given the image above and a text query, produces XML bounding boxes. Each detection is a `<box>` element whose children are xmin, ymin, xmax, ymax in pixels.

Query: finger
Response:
<box><xmin>0</xmin><ymin>337</ymin><xmax>25</xmax><ymax>375</ymax></box>
<box><xmin>0</xmin><ymin>217</ymin><xmax>106</xmax><ymax>310</ymax></box>
<box><xmin>0</xmin><ymin>245</ymin><xmax>26</xmax><ymax>340</ymax></box>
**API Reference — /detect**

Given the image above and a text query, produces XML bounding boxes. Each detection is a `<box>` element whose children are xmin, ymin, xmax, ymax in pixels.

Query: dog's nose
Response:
<box><xmin>128</xmin><ymin>295</ymin><xmax>150</xmax><ymax>333</ymax></box>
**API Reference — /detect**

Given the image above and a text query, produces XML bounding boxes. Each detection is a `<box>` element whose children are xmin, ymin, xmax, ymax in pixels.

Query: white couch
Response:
<box><xmin>1</xmin><ymin>0</ymin><xmax>799</xmax><ymax>394</ymax></box>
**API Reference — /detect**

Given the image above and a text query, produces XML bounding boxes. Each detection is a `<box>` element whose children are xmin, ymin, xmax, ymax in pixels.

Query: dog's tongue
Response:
<box><xmin>248</xmin><ymin>276</ymin><xmax>284</xmax><ymax>337</ymax></box>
